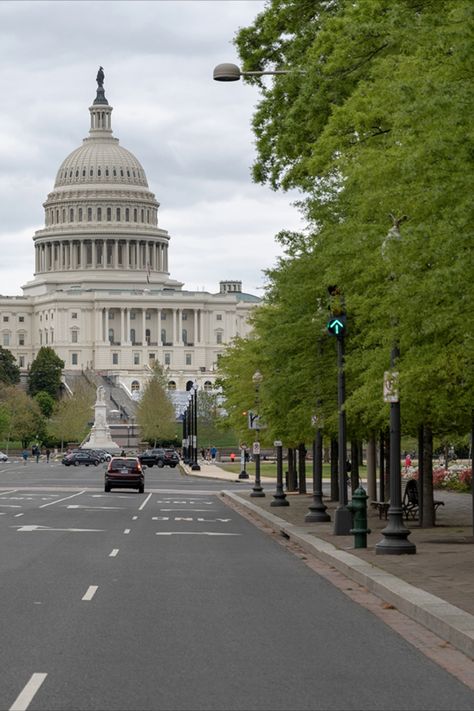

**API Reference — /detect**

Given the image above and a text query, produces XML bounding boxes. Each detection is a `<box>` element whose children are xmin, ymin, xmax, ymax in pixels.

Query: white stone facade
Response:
<box><xmin>0</xmin><ymin>79</ymin><xmax>259</xmax><ymax>395</ymax></box>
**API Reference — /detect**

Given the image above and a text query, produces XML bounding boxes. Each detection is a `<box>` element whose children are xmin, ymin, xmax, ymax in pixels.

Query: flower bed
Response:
<box><xmin>402</xmin><ymin>465</ymin><xmax>472</xmax><ymax>492</ymax></box>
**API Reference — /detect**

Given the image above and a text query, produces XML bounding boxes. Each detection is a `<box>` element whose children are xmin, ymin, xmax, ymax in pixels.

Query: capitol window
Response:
<box><xmin>105</xmin><ymin>168</ymin><xmax>109</xmax><ymax>177</ymax></box>
<box><xmin>69</xmin><ymin>208</ymin><xmax>74</xmax><ymax>222</ymax></box>
<box><xmin>168</xmin><ymin>380</ymin><xmax>176</xmax><ymax>390</ymax></box>
<box><xmin>19</xmin><ymin>356</ymin><xmax>25</xmax><ymax>368</ymax></box>
<box><xmin>185</xmin><ymin>353</ymin><xmax>192</xmax><ymax>365</ymax></box>
<box><xmin>216</xmin><ymin>332</ymin><xmax>223</xmax><ymax>344</ymax></box>
<box><xmin>133</xmin><ymin>353</ymin><xmax>140</xmax><ymax>365</ymax></box>
<box><xmin>97</xmin><ymin>208</ymin><xmax>102</xmax><ymax>222</ymax></box>
<box><xmin>71</xmin><ymin>330</ymin><xmax>78</xmax><ymax>343</ymax></box>
<box><xmin>107</xmin><ymin>207</ymin><xmax>111</xmax><ymax>221</ymax></box>
<box><xmin>90</xmin><ymin>168</ymin><xmax>93</xmax><ymax>177</ymax></box>
<box><xmin>2</xmin><ymin>333</ymin><xmax>10</xmax><ymax>346</ymax></box>
<box><xmin>112</xmin><ymin>353</ymin><xmax>118</xmax><ymax>365</ymax></box>
<box><xmin>133</xmin><ymin>208</ymin><xmax>137</xmax><ymax>222</ymax></box>
<box><xmin>78</xmin><ymin>208</ymin><xmax>83</xmax><ymax>222</ymax></box>
<box><xmin>87</xmin><ymin>207</ymin><xmax>92</xmax><ymax>221</ymax></box>
<box><xmin>82</xmin><ymin>169</ymin><xmax>86</xmax><ymax>177</ymax></box>
<box><xmin>71</xmin><ymin>353</ymin><xmax>78</xmax><ymax>365</ymax></box>
<box><xmin>3</xmin><ymin>316</ymin><xmax>9</xmax><ymax>322</ymax></box>
<box><xmin>72</xmin><ymin>312</ymin><xmax>77</xmax><ymax>319</ymax></box>
<box><xmin>125</xmin><ymin>208</ymin><xmax>130</xmax><ymax>221</ymax></box>
<box><xmin>98</xmin><ymin>168</ymin><xmax>101</xmax><ymax>177</ymax></box>
<box><xmin>19</xmin><ymin>316</ymin><xmax>24</xmax><ymax>322</ymax></box>
<box><xmin>18</xmin><ymin>333</ymin><xmax>25</xmax><ymax>346</ymax></box>
<box><xmin>164</xmin><ymin>352</ymin><xmax>171</xmax><ymax>365</ymax></box>
<box><xmin>113</xmin><ymin>168</ymin><xmax>117</xmax><ymax>176</ymax></box>
<box><xmin>116</xmin><ymin>207</ymin><xmax>121</xmax><ymax>221</ymax></box>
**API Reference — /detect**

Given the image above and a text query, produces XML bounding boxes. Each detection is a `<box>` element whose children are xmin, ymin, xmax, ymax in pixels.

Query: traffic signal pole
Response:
<box><xmin>333</xmin><ymin>330</ymin><xmax>352</xmax><ymax>535</ymax></box>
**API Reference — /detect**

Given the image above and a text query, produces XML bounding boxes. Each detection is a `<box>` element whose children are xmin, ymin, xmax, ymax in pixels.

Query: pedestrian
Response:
<box><xmin>230</xmin><ymin>452</ymin><xmax>235</xmax><ymax>463</ymax></box>
<box><xmin>205</xmin><ymin>448</ymin><xmax>211</xmax><ymax>461</ymax></box>
<box><xmin>405</xmin><ymin>453</ymin><xmax>412</xmax><ymax>472</ymax></box>
<box><xmin>121</xmin><ymin>449</ymin><xmax>126</xmax><ymax>457</ymax></box>
<box><xmin>201</xmin><ymin>448</ymin><xmax>206</xmax><ymax>460</ymax></box>
<box><xmin>210</xmin><ymin>446</ymin><xmax>217</xmax><ymax>463</ymax></box>
<box><xmin>35</xmin><ymin>446</ymin><xmax>40</xmax><ymax>464</ymax></box>
<box><xmin>22</xmin><ymin>449</ymin><xmax>28</xmax><ymax>465</ymax></box>
<box><xmin>46</xmin><ymin>448</ymin><xmax>51</xmax><ymax>463</ymax></box>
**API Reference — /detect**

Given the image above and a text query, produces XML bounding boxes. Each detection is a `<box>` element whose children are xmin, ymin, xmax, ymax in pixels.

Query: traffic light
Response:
<box><xmin>327</xmin><ymin>314</ymin><xmax>346</xmax><ymax>338</ymax></box>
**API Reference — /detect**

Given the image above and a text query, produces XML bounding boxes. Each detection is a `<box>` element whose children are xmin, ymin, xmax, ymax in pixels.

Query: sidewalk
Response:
<box><xmin>182</xmin><ymin>461</ymin><xmax>474</xmax><ymax>660</ymax></box>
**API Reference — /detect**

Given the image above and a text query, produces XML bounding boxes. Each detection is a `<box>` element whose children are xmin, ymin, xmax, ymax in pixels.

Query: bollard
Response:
<box><xmin>347</xmin><ymin>486</ymin><xmax>371</xmax><ymax>548</ymax></box>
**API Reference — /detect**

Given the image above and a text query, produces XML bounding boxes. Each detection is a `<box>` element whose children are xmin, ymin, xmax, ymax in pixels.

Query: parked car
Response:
<box><xmin>105</xmin><ymin>457</ymin><xmax>144</xmax><ymax>493</ymax></box>
<box><xmin>62</xmin><ymin>451</ymin><xmax>101</xmax><ymax>467</ymax></box>
<box><xmin>0</xmin><ymin>451</ymin><xmax>8</xmax><ymax>462</ymax></box>
<box><xmin>138</xmin><ymin>448</ymin><xmax>179</xmax><ymax>468</ymax></box>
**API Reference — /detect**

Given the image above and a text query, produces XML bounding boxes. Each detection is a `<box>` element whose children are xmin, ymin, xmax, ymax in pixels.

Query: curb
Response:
<box><xmin>221</xmin><ymin>490</ymin><xmax>474</xmax><ymax>661</ymax></box>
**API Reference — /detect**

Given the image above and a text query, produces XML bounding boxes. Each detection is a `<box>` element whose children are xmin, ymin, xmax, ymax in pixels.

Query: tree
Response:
<box><xmin>34</xmin><ymin>391</ymin><xmax>55</xmax><ymax>418</ymax></box>
<box><xmin>0</xmin><ymin>385</ymin><xmax>45</xmax><ymax>447</ymax></box>
<box><xmin>48</xmin><ymin>382</ymin><xmax>95</xmax><ymax>449</ymax></box>
<box><xmin>136</xmin><ymin>367</ymin><xmax>176</xmax><ymax>445</ymax></box>
<box><xmin>197</xmin><ymin>388</ymin><xmax>225</xmax><ymax>447</ymax></box>
<box><xmin>28</xmin><ymin>347</ymin><xmax>65</xmax><ymax>399</ymax></box>
<box><xmin>0</xmin><ymin>346</ymin><xmax>20</xmax><ymax>385</ymax></box>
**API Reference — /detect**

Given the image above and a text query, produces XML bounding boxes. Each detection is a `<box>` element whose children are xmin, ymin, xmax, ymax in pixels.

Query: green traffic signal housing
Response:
<box><xmin>327</xmin><ymin>314</ymin><xmax>347</xmax><ymax>337</ymax></box>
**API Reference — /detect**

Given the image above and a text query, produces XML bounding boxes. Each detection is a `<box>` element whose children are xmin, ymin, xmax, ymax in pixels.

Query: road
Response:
<box><xmin>0</xmin><ymin>460</ymin><xmax>473</xmax><ymax>710</ymax></box>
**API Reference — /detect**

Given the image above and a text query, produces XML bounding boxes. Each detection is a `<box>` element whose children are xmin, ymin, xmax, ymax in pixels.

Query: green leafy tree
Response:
<box><xmin>34</xmin><ymin>391</ymin><xmax>56</xmax><ymax>418</ymax></box>
<box><xmin>136</xmin><ymin>367</ymin><xmax>176</xmax><ymax>446</ymax></box>
<box><xmin>48</xmin><ymin>382</ymin><xmax>95</xmax><ymax>450</ymax></box>
<box><xmin>197</xmin><ymin>388</ymin><xmax>225</xmax><ymax>448</ymax></box>
<box><xmin>0</xmin><ymin>385</ymin><xmax>45</xmax><ymax>447</ymax></box>
<box><xmin>0</xmin><ymin>346</ymin><xmax>20</xmax><ymax>385</ymax></box>
<box><xmin>28</xmin><ymin>347</ymin><xmax>65</xmax><ymax>399</ymax></box>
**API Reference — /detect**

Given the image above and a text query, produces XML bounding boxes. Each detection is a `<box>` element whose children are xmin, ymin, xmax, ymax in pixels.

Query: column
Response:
<box><xmin>126</xmin><ymin>308</ymin><xmax>131</xmax><ymax>344</ymax></box>
<box><xmin>80</xmin><ymin>241</ymin><xmax>84</xmax><ymax>269</ymax></box>
<box><xmin>114</xmin><ymin>240</ymin><xmax>119</xmax><ymax>269</ymax></box>
<box><xmin>194</xmin><ymin>310</ymin><xmax>198</xmax><ymax>345</ymax></box>
<box><xmin>172</xmin><ymin>309</ymin><xmax>177</xmax><ymax>344</ymax></box>
<box><xmin>120</xmin><ymin>308</ymin><xmax>125</xmax><ymax>344</ymax></box>
<box><xmin>105</xmin><ymin>308</ymin><xmax>109</xmax><ymax>343</ymax></box>
<box><xmin>178</xmin><ymin>309</ymin><xmax>182</xmax><ymax>345</ymax></box>
<box><xmin>124</xmin><ymin>240</ymin><xmax>129</xmax><ymax>269</ymax></box>
<box><xmin>157</xmin><ymin>308</ymin><xmax>161</xmax><ymax>345</ymax></box>
<box><xmin>95</xmin><ymin>309</ymin><xmax>102</xmax><ymax>344</ymax></box>
<box><xmin>91</xmin><ymin>240</ymin><xmax>97</xmax><ymax>269</ymax></box>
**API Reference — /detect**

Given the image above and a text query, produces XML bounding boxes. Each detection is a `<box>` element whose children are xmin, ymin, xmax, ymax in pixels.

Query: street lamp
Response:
<box><xmin>239</xmin><ymin>442</ymin><xmax>249</xmax><ymax>480</ymax></box>
<box><xmin>376</xmin><ymin>216</ymin><xmax>416</xmax><ymax>555</ymax></box>
<box><xmin>213</xmin><ymin>63</ymin><xmax>301</xmax><ymax>82</ymax></box>
<box><xmin>191</xmin><ymin>381</ymin><xmax>201</xmax><ymax>471</ymax></box>
<box><xmin>250</xmin><ymin>370</ymin><xmax>265</xmax><ymax>497</ymax></box>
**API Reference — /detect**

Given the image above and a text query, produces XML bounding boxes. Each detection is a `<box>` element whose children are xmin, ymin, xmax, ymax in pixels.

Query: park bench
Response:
<box><xmin>370</xmin><ymin>479</ymin><xmax>445</xmax><ymax>522</ymax></box>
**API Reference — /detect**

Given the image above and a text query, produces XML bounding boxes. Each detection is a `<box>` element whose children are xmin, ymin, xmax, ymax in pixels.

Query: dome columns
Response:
<box><xmin>34</xmin><ymin>237</ymin><xmax>168</xmax><ymax>276</ymax></box>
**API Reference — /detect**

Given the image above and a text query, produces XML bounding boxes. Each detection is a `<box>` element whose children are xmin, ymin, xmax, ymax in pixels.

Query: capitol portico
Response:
<box><xmin>0</xmin><ymin>71</ymin><xmax>259</xmax><ymax>398</ymax></box>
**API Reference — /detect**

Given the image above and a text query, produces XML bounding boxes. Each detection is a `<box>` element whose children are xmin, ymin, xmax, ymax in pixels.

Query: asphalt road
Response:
<box><xmin>1</xmin><ymin>460</ymin><xmax>473</xmax><ymax>710</ymax></box>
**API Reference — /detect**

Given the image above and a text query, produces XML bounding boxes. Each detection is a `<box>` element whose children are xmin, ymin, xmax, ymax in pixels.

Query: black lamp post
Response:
<box><xmin>191</xmin><ymin>382</ymin><xmax>200</xmax><ymax>471</ymax></box>
<box><xmin>376</xmin><ymin>216</ymin><xmax>416</xmax><ymax>555</ymax></box>
<box><xmin>271</xmin><ymin>441</ymin><xmax>288</xmax><ymax>506</ymax></box>
<box><xmin>239</xmin><ymin>443</ymin><xmax>249</xmax><ymax>479</ymax></box>
<box><xmin>306</xmin><ymin>424</ymin><xmax>330</xmax><ymax>522</ymax></box>
<box><xmin>250</xmin><ymin>370</ymin><xmax>265</xmax><ymax>497</ymax></box>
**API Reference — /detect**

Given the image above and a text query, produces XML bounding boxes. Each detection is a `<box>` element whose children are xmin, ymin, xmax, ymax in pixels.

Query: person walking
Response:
<box><xmin>46</xmin><ymin>448</ymin><xmax>51</xmax><ymax>463</ymax></box>
<box><xmin>210</xmin><ymin>446</ymin><xmax>217</xmax><ymax>463</ymax></box>
<box><xmin>22</xmin><ymin>449</ymin><xmax>28</xmax><ymax>465</ymax></box>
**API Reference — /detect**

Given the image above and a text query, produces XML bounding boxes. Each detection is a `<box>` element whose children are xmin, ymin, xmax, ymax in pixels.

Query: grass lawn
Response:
<box><xmin>217</xmin><ymin>461</ymin><xmax>368</xmax><ymax>479</ymax></box>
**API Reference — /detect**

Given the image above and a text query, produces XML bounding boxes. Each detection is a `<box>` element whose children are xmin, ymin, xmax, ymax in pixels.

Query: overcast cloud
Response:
<box><xmin>0</xmin><ymin>0</ymin><xmax>303</xmax><ymax>296</ymax></box>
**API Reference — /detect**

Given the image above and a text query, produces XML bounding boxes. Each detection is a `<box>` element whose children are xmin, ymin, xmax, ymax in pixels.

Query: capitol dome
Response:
<box><xmin>28</xmin><ymin>70</ymin><xmax>179</xmax><ymax>293</ymax></box>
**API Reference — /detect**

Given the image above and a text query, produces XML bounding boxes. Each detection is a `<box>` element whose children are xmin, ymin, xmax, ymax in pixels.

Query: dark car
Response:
<box><xmin>62</xmin><ymin>451</ymin><xmax>101</xmax><ymax>467</ymax></box>
<box><xmin>105</xmin><ymin>457</ymin><xmax>144</xmax><ymax>493</ymax></box>
<box><xmin>138</xmin><ymin>448</ymin><xmax>179</xmax><ymax>468</ymax></box>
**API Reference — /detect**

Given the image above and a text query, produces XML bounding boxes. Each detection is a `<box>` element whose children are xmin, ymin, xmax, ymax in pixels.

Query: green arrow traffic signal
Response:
<box><xmin>327</xmin><ymin>315</ymin><xmax>346</xmax><ymax>337</ymax></box>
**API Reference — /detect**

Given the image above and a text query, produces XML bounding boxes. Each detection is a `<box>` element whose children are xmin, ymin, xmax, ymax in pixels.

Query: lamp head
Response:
<box><xmin>213</xmin><ymin>63</ymin><xmax>241</xmax><ymax>81</ymax></box>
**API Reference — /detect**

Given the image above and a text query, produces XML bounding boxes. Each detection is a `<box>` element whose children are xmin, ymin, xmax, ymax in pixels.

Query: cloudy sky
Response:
<box><xmin>0</xmin><ymin>0</ymin><xmax>303</xmax><ymax>296</ymax></box>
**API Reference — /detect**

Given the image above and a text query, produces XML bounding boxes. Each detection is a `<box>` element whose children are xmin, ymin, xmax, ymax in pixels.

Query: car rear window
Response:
<box><xmin>109</xmin><ymin>459</ymin><xmax>140</xmax><ymax>472</ymax></box>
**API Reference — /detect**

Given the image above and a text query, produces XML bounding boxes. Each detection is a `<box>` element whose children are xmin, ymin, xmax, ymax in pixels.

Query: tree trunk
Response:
<box><xmin>422</xmin><ymin>425</ymin><xmax>435</xmax><ymax>527</ymax></box>
<box><xmin>287</xmin><ymin>447</ymin><xmax>297</xmax><ymax>492</ymax></box>
<box><xmin>298</xmin><ymin>443</ymin><xmax>307</xmax><ymax>494</ymax></box>
<box><xmin>366</xmin><ymin>435</ymin><xmax>377</xmax><ymax>502</ymax></box>
<box><xmin>350</xmin><ymin>440</ymin><xmax>359</xmax><ymax>491</ymax></box>
<box><xmin>330</xmin><ymin>437</ymin><xmax>339</xmax><ymax>501</ymax></box>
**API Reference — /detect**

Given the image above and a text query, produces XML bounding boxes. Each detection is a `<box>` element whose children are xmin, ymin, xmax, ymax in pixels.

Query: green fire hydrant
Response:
<box><xmin>347</xmin><ymin>486</ymin><xmax>371</xmax><ymax>548</ymax></box>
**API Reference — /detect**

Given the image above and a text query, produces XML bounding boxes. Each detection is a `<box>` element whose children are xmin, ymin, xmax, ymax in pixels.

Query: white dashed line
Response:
<box><xmin>109</xmin><ymin>549</ymin><xmax>119</xmax><ymax>557</ymax></box>
<box><xmin>123</xmin><ymin>528</ymin><xmax>131</xmax><ymax>534</ymax></box>
<box><xmin>132</xmin><ymin>515</ymin><xmax>138</xmax><ymax>520</ymax></box>
<box><xmin>14</xmin><ymin>513</ymin><xmax>24</xmax><ymax>517</ymax></box>
<box><xmin>40</xmin><ymin>490</ymin><xmax>86</xmax><ymax>508</ymax></box>
<box><xmin>82</xmin><ymin>585</ymin><xmax>98</xmax><ymax>601</ymax></box>
<box><xmin>138</xmin><ymin>493</ymin><xmax>152</xmax><ymax>511</ymax></box>
<box><xmin>9</xmin><ymin>672</ymin><xmax>47</xmax><ymax>711</ymax></box>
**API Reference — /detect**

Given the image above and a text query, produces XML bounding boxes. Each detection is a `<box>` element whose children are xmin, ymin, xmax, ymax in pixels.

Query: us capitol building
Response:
<box><xmin>0</xmin><ymin>71</ymin><xmax>259</xmax><ymax>401</ymax></box>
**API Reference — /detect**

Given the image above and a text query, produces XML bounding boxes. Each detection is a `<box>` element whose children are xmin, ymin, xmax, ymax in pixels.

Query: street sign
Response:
<box><xmin>248</xmin><ymin>411</ymin><xmax>260</xmax><ymax>430</ymax></box>
<box><xmin>252</xmin><ymin>442</ymin><xmax>260</xmax><ymax>455</ymax></box>
<box><xmin>327</xmin><ymin>314</ymin><xmax>346</xmax><ymax>337</ymax></box>
<box><xmin>383</xmin><ymin>370</ymin><xmax>399</xmax><ymax>403</ymax></box>
<box><xmin>273</xmin><ymin>440</ymin><xmax>282</xmax><ymax>447</ymax></box>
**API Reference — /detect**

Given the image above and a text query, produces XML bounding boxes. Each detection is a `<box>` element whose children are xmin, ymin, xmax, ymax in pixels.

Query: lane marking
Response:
<box><xmin>0</xmin><ymin>505</ymin><xmax>22</xmax><ymax>508</ymax></box>
<box><xmin>156</xmin><ymin>532</ymin><xmax>241</xmax><ymax>536</ymax></box>
<box><xmin>40</xmin><ymin>490</ymin><xmax>86</xmax><ymax>508</ymax></box>
<box><xmin>123</xmin><ymin>528</ymin><xmax>131</xmax><ymax>534</ymax></box>
<box><xmin>138</xmin><ymin>493</ymin><xmax>152</xmax><ymax>511</ymax></box>
<box><xmin>160</xmin><ymin>508</ymin><xmax>216</xmax><ymax>512</ymax></box>
<box><xmin>132</xmin><ymin>515</ymin><xmax>138</xmax><ymax>520</ymax></box>
<box><xmin>67</xmin><ymin>505</ymin><xmax>123</xmax><ymax>510</ymax></box>
<box><xmin>9</xmin><ymin>672</ymin><xmax>47</xmax><ymax>711</ymax></box>
<box><xmin>13</xmin><ymin>525</ymin><xmax>104</xmax><ymax>533</ymax></box>
<box><xmin>14</xmin><ymin>513</ymin><xmax>24</xmax><ymax>517</ymax></box>
<box><xmin>82</xmin><ymin>585</ymin><xmax>98</xmax><ymax>601</ymax></box>
<box><xmin>109</xmin><ymin>549</ymin><xmax>119</xmax><ymax>557</ymax></box>
<box><xmin>0</xmin><ymin>489</ymin><xmax>18</xmax><ymax>495</ymax></box>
